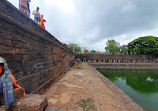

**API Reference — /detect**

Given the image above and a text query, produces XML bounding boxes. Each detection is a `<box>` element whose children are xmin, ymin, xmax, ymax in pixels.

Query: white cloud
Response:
<box><xmin>45</xmin><ymin>0</ymin><xmax>75</xmax><ymax>13</ymax></box>
<box><xmin>122</xmin><ymin>1</ymin><xmax>137</xmax><ymax>13</ymax></box>
<box><xmin>7</xmin><ymin>0</ymin><xmax>18</xmax><ymax>8</ymax></box>
<box><xmin>114</xmin><ymin>26</ymin><xmax>158</xmax><ymax>46</ymax></box>
<box><xmin>6</xmin><ymin>0</ymin><xmax>158</xmax><ymax>52</ymax></box>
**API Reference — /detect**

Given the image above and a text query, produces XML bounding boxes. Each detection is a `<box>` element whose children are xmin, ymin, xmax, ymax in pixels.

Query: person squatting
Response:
<box><xmin>0</xmin><ymin>56</ymin><xmax>25</xmax><ymax>105</ymax></box>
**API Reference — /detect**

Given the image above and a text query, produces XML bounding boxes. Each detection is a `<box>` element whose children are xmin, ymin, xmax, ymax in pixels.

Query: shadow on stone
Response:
<box><xmin>44</xmin><ymin>105</ymin><xmax>68</xmax><ymax>111</ymax></box>
<box><xmin>76</xmin><ymin>98</ymin><xmax>97</xmax><ymax>111</ymax></box>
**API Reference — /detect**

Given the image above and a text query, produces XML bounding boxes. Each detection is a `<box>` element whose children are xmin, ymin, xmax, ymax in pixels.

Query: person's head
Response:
<box><xmin>36</xmin><ymin>7</ymin><xmax>39</xmax><ymax>11</ymax></box>
<box><xmin>41</xmin><ymin>15</ymin><xmax>43</xmax><ymax>18</ymax></box>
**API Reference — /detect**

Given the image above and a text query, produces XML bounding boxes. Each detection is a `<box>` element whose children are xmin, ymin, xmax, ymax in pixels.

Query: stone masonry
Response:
<box><xmin>0</xmin><ymin>0</ymin><xmax>75</xmax><ymax>94</ymax></box>
<box><xmin>44</xmin><ymin>63</ymin><xmax>144</xmax><ymax>111</ymax></box>
<box><xmin>76</xmin><ymin>54</ymin><xmax>158</xmax><ymax>63</ymax></box>
<box><xmin>0</xmin><ymin>1</ymin><xmax>152</xmax><ymax>111</ymax></box>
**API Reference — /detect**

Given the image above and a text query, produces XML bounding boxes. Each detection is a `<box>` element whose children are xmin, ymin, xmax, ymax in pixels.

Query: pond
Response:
<box><xmin>97</xmin><ymin>69</ymin><xmax>158</xmax><ymax>111</ymax></box>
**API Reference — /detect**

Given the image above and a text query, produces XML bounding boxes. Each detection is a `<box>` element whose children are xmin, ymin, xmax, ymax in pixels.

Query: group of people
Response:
<box><xmin>19</xmin><ymin>0</ymin><xmax>46</xmax><ymax>29</ymax></box>
<box><xmin>32</xmin><ymin>7</ymin><xmax>46</xmax><ymax>29</ymax></box>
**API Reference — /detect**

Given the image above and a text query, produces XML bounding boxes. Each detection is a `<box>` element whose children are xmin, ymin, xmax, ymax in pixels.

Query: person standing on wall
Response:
<box><xmin>40</xmin><ymin>15</ymin><xmax>46</xmax><ymax>29</ymax></box>
<box><xmin>32</xmin><ymin>7</ymin><xmax>41</xmax><ymax>24</ymax></box>
<box><xmin>19</xmin><ymin>0</ymin><xmax>30</xmax><ymax>16</ymax></box>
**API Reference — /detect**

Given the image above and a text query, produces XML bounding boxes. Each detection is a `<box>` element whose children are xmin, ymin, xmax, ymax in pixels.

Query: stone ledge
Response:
<box><xmin>90</xmin><ymin>63</ymin><xmax>158</xmax><ymax>69</ymax></box>
<box><xmin>44</xmin><ymin>105</ymin><xmax>68</xmax><ymax>111</ymax></box>
<box><xmin>12</xmin><ymin>94</ymin><xmax>48</xmax><ymax>111</ymax></box>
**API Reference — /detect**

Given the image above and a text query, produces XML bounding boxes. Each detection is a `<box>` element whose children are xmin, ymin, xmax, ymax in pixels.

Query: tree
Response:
<box><xmin>90</xmin><ymin>50</ymin><xmax>97</xmax><ymax>54</ymax></box>
<box><xmin>105</xmin><ymin>40</ymin><xmax>120</xmax><ymax>54</ymax></box>
<box><xmin>84</xmin><ymin>49</ymin><xmax>89</xmax><ymax>53</ymax></box>
<box><xmin>128</xmin><ymin>36</ymin><xmax>158</xmax><ymax>55</ymax></box>
<box><xmin>68</xmin><ymin>43</ymin><xmax>80</xmax><ymax>53</ymax></box>
<box><xmin>120</xmin><ymin>45</ymin><xmax>128</xmax><ymax>54</ymax></box>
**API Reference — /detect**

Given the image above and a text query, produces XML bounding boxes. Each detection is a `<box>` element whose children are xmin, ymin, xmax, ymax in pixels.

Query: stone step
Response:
<box><xmin>12</xmin><ymin>94</ymin><xmax>48</xmax><ymax>111</ymax></box>
<box><xmin>0</xmin><ymin>106</ymin><xmax>9</xmax><ymax>111</ymax></box>
<box><xmin>44</xmin><ymin>105</ymin><xmax>68</xmax><ymax>111</ymax></box>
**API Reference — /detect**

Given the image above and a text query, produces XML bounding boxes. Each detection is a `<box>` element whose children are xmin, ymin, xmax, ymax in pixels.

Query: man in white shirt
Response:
<box><xmin>32</xmin><ymin>7</ymin><xmax>40</xmax><ymax>24</ymax></box>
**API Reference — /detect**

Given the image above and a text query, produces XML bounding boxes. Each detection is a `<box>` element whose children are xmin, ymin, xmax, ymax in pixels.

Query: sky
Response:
<box><xmin>7</xmin><ymin>0</ymin><xmax>158</xmax><ymax>51</ymax></box>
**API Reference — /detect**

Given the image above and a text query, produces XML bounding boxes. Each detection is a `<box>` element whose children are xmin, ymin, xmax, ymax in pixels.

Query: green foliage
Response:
<box><xmin>128</xmin><ymin>36</ymin><xmax>158</xmax><ymax>55</ymax></box>
<box><xmin>84</xmin><ymin>49</ymin><xmax>89</xmax><ymax>53</ymax></box>
<box><xmin>68</xmin><ymin>43</ymin><xmax>81</xmax><ymax>53</ymax></box>
<box><xmin>120</xmin><ymin>45</ymin><xmax>128</xmax><ymax>54</ymax></box>
<box><xmin>90</xmin><ymin>50</ymin><xmax>97</xmax><ymax>54</ymax></box>
<box><xmin>26</xmin><ymin>43</ymin><xmax>31</xmax><ymax>48</ymax></box>
<box><xmin>105</xmin><ymin>39</ymin><xmax>120</xmax><ymax>54</ymax></box>
<box><xmin>68</xmin><ymin>43</ymin><xmax>100</xmax><ymax>54</ymax></box>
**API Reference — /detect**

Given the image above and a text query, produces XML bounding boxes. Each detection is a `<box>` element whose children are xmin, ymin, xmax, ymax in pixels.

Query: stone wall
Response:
<box><xmin>76</xmin><ymin>54</ymin><xmax>158</xmax><ymax>63</ymax></box>
<box><xmin>0</xmin><ymin>0</ymin><xmax>75</xmax><ymax>94</ymax></box>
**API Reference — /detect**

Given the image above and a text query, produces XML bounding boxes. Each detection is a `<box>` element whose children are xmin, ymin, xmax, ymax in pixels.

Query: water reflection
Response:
<box><xmin>97</xmin><ymin>69</ymin><xmax>158</xmax><ymax>111</ymax></box>
<box><xmin>97</xmin><ymin>69</ymin><xmax>158</xmax><ymax>93</ymax></box>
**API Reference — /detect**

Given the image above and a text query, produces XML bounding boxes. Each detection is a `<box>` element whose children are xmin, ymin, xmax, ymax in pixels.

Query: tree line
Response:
<box><xmin>67</xmin><ymin>43</ymin><xmax>101</xmax><ymax>54</ymax></box>
<box><xmin>67</xmin><ymin>36</ymin><xmax>158</xmax><ymax>55</ymax></box>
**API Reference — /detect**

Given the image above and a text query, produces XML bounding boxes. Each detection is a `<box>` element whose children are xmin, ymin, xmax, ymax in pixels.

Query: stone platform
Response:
<box><xmin>43</xmin><ymin>63</ymin><xmax>144</xmax><ymax>111</ymax></box>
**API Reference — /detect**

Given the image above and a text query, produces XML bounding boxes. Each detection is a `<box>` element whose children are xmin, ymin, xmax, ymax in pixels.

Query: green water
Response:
<box><xmin>97</xmin><ymin>69</ymin><xmax>158</xmax><ymax>111</ymax></box>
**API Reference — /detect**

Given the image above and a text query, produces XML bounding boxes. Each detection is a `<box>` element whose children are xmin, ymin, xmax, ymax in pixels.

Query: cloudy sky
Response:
<box><xmin>7</xmin><ymin>0</ymin><xmax>158</xmax><ymax>51</ymax></box>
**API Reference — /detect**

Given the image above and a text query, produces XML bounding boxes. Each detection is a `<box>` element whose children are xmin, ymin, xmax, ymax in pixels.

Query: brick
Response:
<box><xmin>0</xmin><ymin>38</ymin><xmax>12</xmax><ymax>46</ymax></box>
<box><xmin>15</xmin><ymin>34</ymin><xmax>26</xmax><ymax>43</ymax></box>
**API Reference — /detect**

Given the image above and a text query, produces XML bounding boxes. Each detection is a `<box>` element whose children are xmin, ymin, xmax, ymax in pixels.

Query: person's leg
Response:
<box><xmin>34</xmin><ymin>17</ymin><xmax>38</xmax><ymax>23</ymax></box>
<box><xmin>28</xmin><ymin>10</ymin><xmax>30</xmax><ymax>17</ymax></box>
<box><xmin>37</xmin><ymin>17</ymin><xmax>40</xmax><ymax>24</ymax></box>
<box><xmin>20</xmin><ymin>6</ymin><xmax>27</xmax><ymax>15</ymax></box>
<box><xmin>27</xmin><ymin>2</ymin><xmax>30</xmax><ymax>17</ymax></box>
<box><xmin>24</xmin><ymin>7</ymin><xmax>28</xmax><ymax>15</ymax></box>
<box><xmin>19</xmin><ymin>6</ymin><xmax>24</xmax><ymax>13</ymax></box>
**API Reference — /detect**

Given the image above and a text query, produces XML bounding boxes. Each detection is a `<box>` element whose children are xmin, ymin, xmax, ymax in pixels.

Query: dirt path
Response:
<box><xmin>43</xmin><ymin>63</ymin><xmax>144</xmax><ymax>111</ymax></box>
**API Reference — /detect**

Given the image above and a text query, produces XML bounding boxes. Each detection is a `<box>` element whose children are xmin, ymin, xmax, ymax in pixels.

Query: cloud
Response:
<box><xmin>45</xmin><ymin>0</ymin><xmax>75</xmax><ymax>12</ymax></box>
<box><xmin>7</xmin><ymin>0</ymin><xmax>158</xmax><ymax>51</ymax></box>
<box><xmin>122</xmin><ymin>1</ymin><xmax>137</xmax><ymax>13</ymax></box>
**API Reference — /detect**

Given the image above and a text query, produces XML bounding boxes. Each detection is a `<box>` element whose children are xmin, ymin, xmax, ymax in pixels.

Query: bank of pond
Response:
<box><xmin>97</xmin><ymin>68</ymin><xmax>158</xmax><ymax>111</ymax></box>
